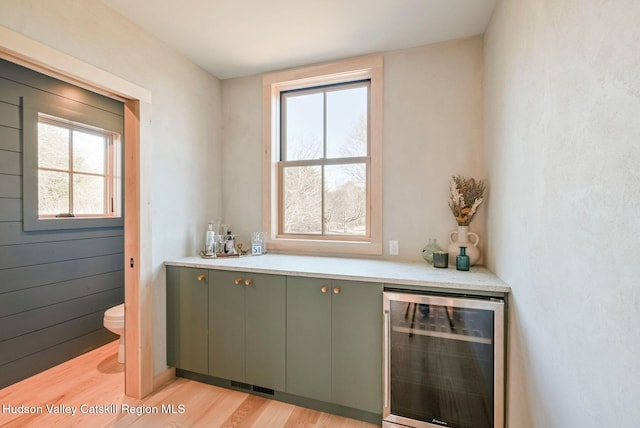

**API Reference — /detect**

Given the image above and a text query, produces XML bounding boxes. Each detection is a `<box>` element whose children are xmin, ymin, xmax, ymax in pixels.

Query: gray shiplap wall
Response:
<box><xmin>0</xmin><ymin>59</ymin><xmax>124</xmax><ymax>388</ymax></box>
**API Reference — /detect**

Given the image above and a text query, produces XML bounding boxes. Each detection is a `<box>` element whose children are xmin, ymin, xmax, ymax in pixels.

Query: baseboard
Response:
<box><xmin>153</xmin><ymin>367</ymin><xmax>176</xmax><ymax>390</ymax></box>
<box><xmin>176</xmin><ymin>369</ymin><xmax>382</xmax><ymax>425</ymax></box>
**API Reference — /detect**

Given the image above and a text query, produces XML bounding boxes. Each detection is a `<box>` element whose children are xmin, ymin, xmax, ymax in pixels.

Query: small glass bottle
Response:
<box><xmin>224</xmin><ymin>231</ymin><xmax>237</xmax><ymax>255</ymax></box>
<box><xmin>456</xmin><ymin>246</ymin><xmax>470</xmax><ymax>271</ymax></box>
<box><xmin>251</xmin><ymin>232</ymin><xmax>263</xmax><ymax>256</ymax></box>
<box><xmin>205</xmin><ymin>222</ymin><xmax>216</xmax><ymax>257</ymax></box>
<box><xmin>422</xmin><ymin>238</ymin><xmax>442</xmax><ymax>264</ymax></box>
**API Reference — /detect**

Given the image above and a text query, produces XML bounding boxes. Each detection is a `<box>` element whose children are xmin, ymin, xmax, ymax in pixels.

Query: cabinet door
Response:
<box><xmin>245</xmin><ymin>273</ymin><xmax>286</xmax><ymax>391</ymax></box>
<box><xmin>286</xmin><ymin>276</ymin><xmax>332</xmax><ymax>401</ymax></box>
<box><xmin>332</xmin><ymin>280</ymin><xmax>383</xmax><ymax>414</ymax></box>
<box><xmin>166</xmin><ymin>266</ymin><xmax>209</xmax><ymax>374</ymax></box>
<box><xmin>209</xmin><ymin>270</ymin><xmax>245</xmax><ymax>381</ymax></box>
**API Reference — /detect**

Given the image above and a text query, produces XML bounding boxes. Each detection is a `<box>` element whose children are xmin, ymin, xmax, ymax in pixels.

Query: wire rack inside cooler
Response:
<box><xmin>392</xmin><ymin>303</ymin><xmax>493</xmax><ymax>345</ymax></box>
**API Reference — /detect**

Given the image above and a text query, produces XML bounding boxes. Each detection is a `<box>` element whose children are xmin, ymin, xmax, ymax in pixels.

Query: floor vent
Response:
<box><xmin>229</xmin><ymin>381</ymin><xmax>251</xmax><ymax>391</ymax></box>
<box><xmin>252</xmin><ymin>385</ymin><xmax>275</xmax><ymax>396</ymax></box>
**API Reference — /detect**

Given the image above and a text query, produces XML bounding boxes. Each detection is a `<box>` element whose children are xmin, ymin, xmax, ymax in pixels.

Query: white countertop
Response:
<box><xmin>165</xmin><ymin>254</ymin><xmax>510</xmax><ymax>294</ymax></box>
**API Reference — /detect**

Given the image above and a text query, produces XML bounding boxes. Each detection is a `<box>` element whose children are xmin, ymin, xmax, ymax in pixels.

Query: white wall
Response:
<box><xmin>484</xmin><ymin>0</ymin><xmax>640</xmax><ymax>426</ymax></box>
<box><xmin>220</xmin><ymin>75</ymin><xmax>263</xmax><ymax>243</ymax></box>
<box><xmin>0</xmin><ymin>0</ymin><xmax>223</xmax><ymax>375</ymax></box>
<box><xmin>221</xmin><ymin>37</ymin><xmax>486</xmax><ymax>262</ymax></box>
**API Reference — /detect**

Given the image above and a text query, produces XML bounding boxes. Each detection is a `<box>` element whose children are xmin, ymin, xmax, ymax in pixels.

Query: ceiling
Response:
<box><xmin>100</xmin><ymin>0</ymin><xmax>497</xmax><ymax>80</ymax></box>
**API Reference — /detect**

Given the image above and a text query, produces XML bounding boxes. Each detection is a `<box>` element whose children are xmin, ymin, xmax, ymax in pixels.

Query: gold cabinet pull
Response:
<box><xmin>244</xmin><ymin>278</ymin><xmax>253</xmax><ymax>286</ymax></box>
<box><xmin>321</xmin><ymin>285</ymin><xmax>329</xmax><ymax>293</ymax></box>
<box><xmin>234</xmin><ymin>277</ymin><xmax>243</xmax><ymax>285</ymax></box>
<box><xmin>197</xmin><ymin>274</ymin><xmax>206</xmax><ymax>281</ymax></box>
<box><xmin>333</xmin><ymin>286</ymin><xmax>341</xmax><ymax>295</ymax></box>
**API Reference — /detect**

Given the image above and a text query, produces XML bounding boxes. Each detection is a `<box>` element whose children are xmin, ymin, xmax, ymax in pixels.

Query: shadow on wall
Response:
<box><xmin>506</xmin><ymin>294</ymin><xmax>534</xmax><ymax>427</ymax></box>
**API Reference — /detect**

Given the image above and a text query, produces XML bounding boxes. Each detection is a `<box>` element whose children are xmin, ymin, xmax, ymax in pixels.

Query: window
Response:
<box><xmin>263</xmin><ymin>56</ymin><xmax>383</xmax><ymax>255</ymax></box>
<box><xmin>22</xmin><ymin>96</ymin><xmax>124</xmax><ymax>231</ymax></box>
<box><xmin>37</xmin><ymin>114</ymin><xmax>121</xmax><ymax>219</ymax></box>
<box><xmin>281</xmin><ymin>81</ymin><xmax>369</xmax><ymax>236</ymax></box>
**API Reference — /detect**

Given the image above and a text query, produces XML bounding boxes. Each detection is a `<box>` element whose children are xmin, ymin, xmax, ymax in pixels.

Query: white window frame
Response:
<box><xmin>262</xmin><ymin>55</ymin><xmax>383</xmax><ymax>255</ymax></box>
<box><xmin>37</xmin><ymin>114</ymin><xmax>121</xmax><ymax>219</ymax></box>
<box><xmin>22</xmin><ymin>96</ymin><xmax>124</xmax><ymax>231</ymax></box>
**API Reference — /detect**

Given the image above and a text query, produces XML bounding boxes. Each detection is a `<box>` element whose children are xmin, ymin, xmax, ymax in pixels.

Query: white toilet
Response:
<box><xmin>103</xmin><ymin>303</ymin><xmax>125</xmax><ymax>363</ymax></box>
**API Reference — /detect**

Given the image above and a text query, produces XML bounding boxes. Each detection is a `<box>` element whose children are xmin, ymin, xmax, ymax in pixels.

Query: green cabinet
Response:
<box><xmin>209</xmin><ymin>270</ymin><xmax>286</xmax><ymax>391</ymax></box>
<box><xmin>167</xmin><ymin>265</ymin><xmax>381</xmax><ymax>417</ymax></box>
<box><xmin>208</xmin><ymin>270</ymin><xmax>245</xmax><ymax>381</ymax></box>
<box><xmin>286</xmin><ymin>276</ymin><xmax>382</xmax><ymax>413</ymax></box>
<box><xmin>331</xmin><ymin>279</ymin><xmax>383</xmax><ymax>413</ymax></box>
<box><xmin>166</xmin><ymin>266</ymin><xmax>209</xmax><ymax>374</ymax></box>
<box><xmin>286</xmin><ymin>277</ymin><xmax>332</xmax><ymax>401</ymax></box>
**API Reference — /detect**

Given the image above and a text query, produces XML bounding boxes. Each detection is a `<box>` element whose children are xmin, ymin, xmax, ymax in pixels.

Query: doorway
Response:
<box><xmin>0</xmin><ymin>25</ymin><xmax>153</xmax><ymax>398</ymax></box>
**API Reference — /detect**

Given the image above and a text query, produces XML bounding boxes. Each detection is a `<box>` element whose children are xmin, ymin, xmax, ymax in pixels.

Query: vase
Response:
<box><xmin>421</xmin><ymin>238</ymin><xmax>442</xmax><ymax>264</ymax></box>
<box><xmin>448</xmin><ymin>225</ymin><xmax>480</xmax><ymax>266</ymax></box>
<box><xmin>456</xmin><ymin>246</ymin><xmax>470</xmax><ymax>271</ymax></box>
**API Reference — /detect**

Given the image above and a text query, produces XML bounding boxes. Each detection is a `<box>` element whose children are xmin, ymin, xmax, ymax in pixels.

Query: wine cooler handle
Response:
<box><xmin>383</xmin><ymin>310</ymin><xmax>391</xmax><ymax>411</ymax></box>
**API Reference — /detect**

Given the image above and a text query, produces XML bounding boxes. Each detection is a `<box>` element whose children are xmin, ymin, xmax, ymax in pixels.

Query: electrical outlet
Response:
<box><xmin>389</xmin><ymin>240</ymin><xmax>399</xmax><ymax>256</ymax></box>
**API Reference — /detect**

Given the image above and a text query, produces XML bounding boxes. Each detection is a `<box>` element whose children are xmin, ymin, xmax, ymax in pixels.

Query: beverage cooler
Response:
<box><xmin>383</xmin><ymin>291</ymin><xmax>505</xmax><ymax>428</ymax></box>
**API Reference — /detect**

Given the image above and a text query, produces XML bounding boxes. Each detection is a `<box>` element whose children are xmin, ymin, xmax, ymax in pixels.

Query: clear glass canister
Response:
<box><xmin>422</xmin><ymin>238</ymin><xmax>441</xmax><ymax>264</ymax></box>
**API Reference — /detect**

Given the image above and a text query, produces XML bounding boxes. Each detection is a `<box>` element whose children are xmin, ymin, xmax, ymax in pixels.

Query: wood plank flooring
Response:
<box><xmin>0</xmin><ymin>340</ymin><xmax>380</xmax><ymax>427</ymax></box>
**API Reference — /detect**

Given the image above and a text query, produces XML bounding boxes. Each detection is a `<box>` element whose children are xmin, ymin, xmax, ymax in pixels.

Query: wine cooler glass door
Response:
<box><xmin>383</xmin><ymin>292</ymin><xmax>504</xmax><ymax>428</ymax></box>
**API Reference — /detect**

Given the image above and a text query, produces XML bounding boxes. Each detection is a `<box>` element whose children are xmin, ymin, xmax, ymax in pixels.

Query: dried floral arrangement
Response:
<box><xmin>449</xmin><ymin>175</ymin><xmax>486</xmax><ymax>226</ymax></box>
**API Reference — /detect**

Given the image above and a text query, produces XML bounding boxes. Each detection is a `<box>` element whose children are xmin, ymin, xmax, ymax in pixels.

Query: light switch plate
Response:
<box><xmin>389</xmin><ymin>240</ymin><xmax>399</xmax><ymax>255</ymax></box>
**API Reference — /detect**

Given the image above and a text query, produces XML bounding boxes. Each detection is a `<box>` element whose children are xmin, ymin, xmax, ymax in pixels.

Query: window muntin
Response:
<box><xmin>279</xmin><ymin>81</ymin><xmax>370</xmax><ymax>238</ymax></box>
<box><xmin>37</xmin><ymin>114</ymin><xmax>121</xmax><ymax>219</ymax></box>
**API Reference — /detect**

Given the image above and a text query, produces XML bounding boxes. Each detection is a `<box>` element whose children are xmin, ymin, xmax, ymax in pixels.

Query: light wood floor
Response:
<box><xmin>0</xmin><ymin>340</ymin><xmax>379</xmax><ymax>427</ymax></box>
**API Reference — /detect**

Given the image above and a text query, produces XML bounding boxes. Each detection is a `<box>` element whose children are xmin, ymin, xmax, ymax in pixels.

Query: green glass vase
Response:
<box><xmin>456</xmin><ymin>246</ymin><xmax>470</xmax><ymax>271</ymax></box>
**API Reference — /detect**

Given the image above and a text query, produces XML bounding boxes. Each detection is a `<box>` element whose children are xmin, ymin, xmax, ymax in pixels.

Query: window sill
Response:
<box><xmin>267</xmin><ymin>237</ymin><xmax>382</xmax><ymax>257</ymax></box>
<box><xmin>24</xmin><ymin>216</ymin><xmax>124</xmax><ymax>231</ymax></box>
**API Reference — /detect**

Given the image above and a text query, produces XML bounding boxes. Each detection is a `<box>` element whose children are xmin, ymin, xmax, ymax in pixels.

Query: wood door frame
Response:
<box><xmin>0</xmin><ymin>25</ymin><xmax>154</xmax><ymax>398</ymax></box>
